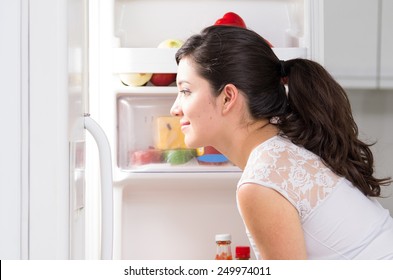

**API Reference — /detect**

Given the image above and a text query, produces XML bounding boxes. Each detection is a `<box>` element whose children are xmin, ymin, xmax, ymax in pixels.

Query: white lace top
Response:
<box><xmin>237</xmin><ymin>135</ymin><xmax>393</xmax><ymax>259</ymax></box>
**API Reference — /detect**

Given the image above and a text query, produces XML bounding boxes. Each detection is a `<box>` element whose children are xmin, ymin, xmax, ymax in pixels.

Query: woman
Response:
<box><xmin>170</xmin><ymin>25</ymin><xmax>393</xmax><ymax>259</ymax></box>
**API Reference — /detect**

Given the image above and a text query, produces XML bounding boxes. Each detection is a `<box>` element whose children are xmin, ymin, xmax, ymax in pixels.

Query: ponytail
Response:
<box><xmin>278</xmin><ymin>59</ymin><xmax>392</xmax><ymax>197</ymax></box>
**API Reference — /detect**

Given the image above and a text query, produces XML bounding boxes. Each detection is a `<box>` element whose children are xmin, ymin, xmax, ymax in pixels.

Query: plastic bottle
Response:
<box><xmin>235</xmin><ymin>246</ymin><xmax>250</xmax><ymax>260</ymax></box>
<box><xmin>215</xmin><ymin>233</ymin><xmax>233</xmax><ymax>260</ymax></box>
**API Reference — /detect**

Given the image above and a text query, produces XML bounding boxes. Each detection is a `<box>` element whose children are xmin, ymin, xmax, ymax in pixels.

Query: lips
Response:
<box><xmin>180</xmin><ymin>120</ymin><xmax>190</xmax><ymax>131</ymax></box>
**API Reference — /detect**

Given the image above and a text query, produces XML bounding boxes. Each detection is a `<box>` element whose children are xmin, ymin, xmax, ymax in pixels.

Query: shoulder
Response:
<box><xmin>237</xmin><ymin>183</ymin><xmax>291</xmax><ymax>213</ymax></box>
<box><xmin>237</xmin><ymin>183</ymin><xmax>307</xmax><ymax>259</ymax></box>
<box><xmin>237</xmin><ymin>183</ymin><xmax>297</xmax><ymax>216</ymax></box>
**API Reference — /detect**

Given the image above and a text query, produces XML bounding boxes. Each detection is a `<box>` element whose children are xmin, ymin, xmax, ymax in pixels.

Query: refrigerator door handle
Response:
<box><xmin>84</xmin><ymin>115</ymin><xmax>113</xmax><ymax>260</ymax></box>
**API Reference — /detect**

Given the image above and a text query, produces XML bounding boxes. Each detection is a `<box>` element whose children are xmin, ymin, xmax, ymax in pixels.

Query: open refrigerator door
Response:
<box><xmin>69</xmin><ymin>0</ymin><xmax>113</xmax><ymax>259</ymax></box>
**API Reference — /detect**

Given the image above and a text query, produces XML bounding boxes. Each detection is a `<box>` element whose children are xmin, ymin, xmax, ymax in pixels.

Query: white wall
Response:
<box><xmin>346</xmin><ymin>89</ymin><xmax>393</xmax><ymax>215</ymax></box>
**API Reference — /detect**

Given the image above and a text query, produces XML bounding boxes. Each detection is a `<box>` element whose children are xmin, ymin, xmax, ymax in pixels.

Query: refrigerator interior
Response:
<box><xmin>87</xmin><ymin>0</ymin><xmax>321</xmax><ymax>259</ymax></box>
<box><xmin>114</xmin><ymin>0</ymin><xmax>307</xmax><ymax>48</ymax></box>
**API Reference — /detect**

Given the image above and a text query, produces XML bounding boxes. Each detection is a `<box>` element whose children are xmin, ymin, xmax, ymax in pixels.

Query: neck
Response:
<box><xmin>217</xmin><ymin>121</ymin><xmax>279</xmax><ymax>170</ymax></box>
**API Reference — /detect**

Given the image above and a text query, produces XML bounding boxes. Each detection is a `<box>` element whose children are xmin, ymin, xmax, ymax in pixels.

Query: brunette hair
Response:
<box><xmin>176</xmin><ymin>25</ymin><xmax>392</xmax><ymax>197</ymax></box>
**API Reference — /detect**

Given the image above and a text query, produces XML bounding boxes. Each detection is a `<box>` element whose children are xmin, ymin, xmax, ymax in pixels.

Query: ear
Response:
<box><xmin>221</xmin><ymin>84</ymin><xmax>239</xmax><ymax>114</ymax></box>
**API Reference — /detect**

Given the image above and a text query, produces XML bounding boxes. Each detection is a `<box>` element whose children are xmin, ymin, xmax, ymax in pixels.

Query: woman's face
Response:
<box><xmin>170</xmin><ymin>57</ymin><xmax>222</xmax><ymax>148</ymax></box>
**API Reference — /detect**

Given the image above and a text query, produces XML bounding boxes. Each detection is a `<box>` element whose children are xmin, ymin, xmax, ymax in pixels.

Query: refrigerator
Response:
<box><xmin>0</xmin><ymin>0</ymin><xmax>323</xmax><ymax>260</ymax></box>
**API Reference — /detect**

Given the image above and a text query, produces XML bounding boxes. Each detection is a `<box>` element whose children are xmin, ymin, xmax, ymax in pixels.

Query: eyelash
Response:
<box><xmin>179</xmin><ymin>89</ymin><xmax>191</xmax><ymax>96</ymax></box>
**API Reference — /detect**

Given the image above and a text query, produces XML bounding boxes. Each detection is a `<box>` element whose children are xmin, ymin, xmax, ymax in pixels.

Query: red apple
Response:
<box><xmin>150</xmin><ymin>73</ymin><xmax>177</xmax><ymax>86</ymax></box>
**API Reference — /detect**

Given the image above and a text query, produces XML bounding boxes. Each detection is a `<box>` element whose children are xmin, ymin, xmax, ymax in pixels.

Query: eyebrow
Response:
<box><xmin>177</xmin><ymin>80</ymin><xmax>191</xmax><ymax>86</ymax></box>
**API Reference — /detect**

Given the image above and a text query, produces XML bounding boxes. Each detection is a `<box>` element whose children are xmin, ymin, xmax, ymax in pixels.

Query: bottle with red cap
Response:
<box><xmin>235</xmin><ymin>246</ymin><xmax>251</xmax><ymax>260</ymax></box>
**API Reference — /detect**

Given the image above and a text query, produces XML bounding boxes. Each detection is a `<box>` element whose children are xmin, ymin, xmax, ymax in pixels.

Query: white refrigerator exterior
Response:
<box><xmin>0</xmin><ymin>0</ymin><xmax>112</xmax><ymax>259</ymax></box>
<box><xmin>0</xmin><ymin>0</ymin><xmax>29</xmax><ymax>259</ymax></box>
<box><xmin>0</xmin><ymin>0</ymin><xmax>71</xmax><ymax>259</ymax></box>
<box><xmin>0</xmin><ymin>0</ymin><xmax>323</xmax><ymax>259</ymax></box>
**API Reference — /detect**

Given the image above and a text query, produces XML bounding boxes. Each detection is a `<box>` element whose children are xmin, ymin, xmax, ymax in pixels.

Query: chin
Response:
<box><xmin>184</xmin><ymin>142</ymin><xmax>198</xmax><ymax>149</ymax></box>
<box><xmin>184</xmin><ymin>137</ymin><xmax>203</xmax><ymax>149</ymax></box>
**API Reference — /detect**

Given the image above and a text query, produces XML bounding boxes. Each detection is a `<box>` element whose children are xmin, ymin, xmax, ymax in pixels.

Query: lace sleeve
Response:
<box><xmin>238</xmin><ymin>137</ymin><xmax>340</xmax><ymax>220</ymax></box>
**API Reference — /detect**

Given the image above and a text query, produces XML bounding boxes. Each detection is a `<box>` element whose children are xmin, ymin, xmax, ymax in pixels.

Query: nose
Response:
<box><xmin>170</xmin><ymin>96</ymin><xmax>183</xmax><ymax>116</ymax></box>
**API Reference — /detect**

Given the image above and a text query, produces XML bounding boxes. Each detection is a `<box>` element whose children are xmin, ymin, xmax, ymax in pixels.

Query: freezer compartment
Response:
<box><xmin>113</xmin><ymin>173</ymin><xmax>250</xmax><ymax>260</ymax></box>
<box><xmin>117</xmin><ymin>93</ymin><xmax>240</xmax><ymax>172</ymax></box>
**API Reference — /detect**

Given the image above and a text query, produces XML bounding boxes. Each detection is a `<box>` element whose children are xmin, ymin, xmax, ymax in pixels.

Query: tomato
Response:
<box><xmin>130</xmin><ymin>149</ymin><xmax>162</xmax><ymax>165</ymax></box>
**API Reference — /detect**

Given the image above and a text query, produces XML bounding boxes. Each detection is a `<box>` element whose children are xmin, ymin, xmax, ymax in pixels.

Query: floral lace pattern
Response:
<box><xmin>238</xmin><ymin>136</ymin><xmax>340</xmax><ymax>220</ymax></box>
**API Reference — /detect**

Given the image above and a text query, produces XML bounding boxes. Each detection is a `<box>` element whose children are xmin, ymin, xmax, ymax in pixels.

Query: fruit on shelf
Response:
<box><xmin>130</xmin><ymin>149</ymin><xmax>163</xmax><ymax>166</ymax></box>
<box><xmin>157</xmin><ymin>39</ymin><xmax>184</xmax><ymax>49</ymax></box>
<box><xmin>163</xmin><ymin>149</ymin><xmax>196</xmax><ymax>165</ymax></box>
<box><xmin>214</xmin><ymin>12</ymin><xmax>246</xmax><ymax>28</ymax></box>
<box><xmin>264</xmin><ymin>39</ymin><xmax>274</xmax><ymax>48</ymax></box>
<box><xmin>150</xmin><ymin>39</ymin><xmax>184</xmax><ymax>86</ymax></box>
<box><xmin>119</xmin><ymin>72</ymin><xmax>153</xmax><ymax>86</ymax></box>
<box><xmin>214</xmin><ymin>12</ymin><xmax>273</xmax><ymax>47</ymax></box>
<box><xmin>150</xmin><ymin>73</ymin><xmax>177</xmax><ymax>86</ymax></box>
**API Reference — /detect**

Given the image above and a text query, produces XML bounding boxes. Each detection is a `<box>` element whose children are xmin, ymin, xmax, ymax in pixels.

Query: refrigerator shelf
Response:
<box><xmin>112</xmin><ymin>47</ymin><xmax>308</xmax><ymax>74</ymax></box>
<box><xmin>119</xmin><ymin>164</ymin><xmax>241</xmax><ymax>174</ymax></box>
<box><xmin>113</xmin><ymin>47</ymin><xmax>179</xmax><ymax>74</ymax></box>
<box><xmin>113</xmin><ymin>170</ymin><xmax>242</xmax><ymax>189</ymax></box>
<box><xmin>114</xmin><ymin>85</ymin><xmax>177</xmax><ymax>96</ymax></box>
<box><xmin>272</xmin><ymin>47</ymin><xmax>308</xmax><ymax>61</ymax></box>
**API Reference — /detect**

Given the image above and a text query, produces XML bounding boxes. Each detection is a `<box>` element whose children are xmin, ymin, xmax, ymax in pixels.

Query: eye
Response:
<box><xmin>179</xmin><ymin>89</ymin><xmax>191</xmax><ymax>96</ymax></box>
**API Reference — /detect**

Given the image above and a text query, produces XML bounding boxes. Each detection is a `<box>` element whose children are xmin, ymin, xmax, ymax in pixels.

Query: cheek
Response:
<box><xmin>185</xmin><ymin>95</ymin><xmax>218</xmax><ymax>122</ymax></box>
<box><xmin>197</xmin><ymin>108</ymin><xmax>219</xmax><ymax>129</ymax></box>
<box><xmin>194</xmin><ymin>105</ymin><xmax>214</xmax><ymax>121</ymax></box>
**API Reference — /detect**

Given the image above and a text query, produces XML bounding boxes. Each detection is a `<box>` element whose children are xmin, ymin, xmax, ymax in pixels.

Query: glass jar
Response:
<box><xmin>215</xmin><ymin>233</ymin><xmax>232</xmax><ymax>260</ymax></box>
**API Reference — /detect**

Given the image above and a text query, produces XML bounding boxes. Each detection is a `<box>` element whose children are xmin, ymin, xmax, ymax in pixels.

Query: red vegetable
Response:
<box><xmin>130</xmin><ymin>149</ymin><xmax>162</xmax><ymax>165</ymax></box>
<box><xmin>214</xmin><ymin>12</ymin><xmax>246</xmax><ymax>28</ymax></box>
<box><xmin>214</xmin><ymin>12</ymin><xmax>273</xmax><ymax>47</ymax></box>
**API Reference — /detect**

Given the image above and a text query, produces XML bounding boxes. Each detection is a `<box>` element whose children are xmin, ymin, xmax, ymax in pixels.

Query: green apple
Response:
<box><xmin>163</xmin><ymin>149</ymin><xmax>196</xmax><ymax>165</ymax></box>
<box><xmin>119</xmin><ymin>72</ymin><xmax>153</xmax><ymax>86</ymax></box>
<box><xmin>157</xmin><ymin>39</ymin><xmax>184</xmax><ymax>49</ymax></box>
